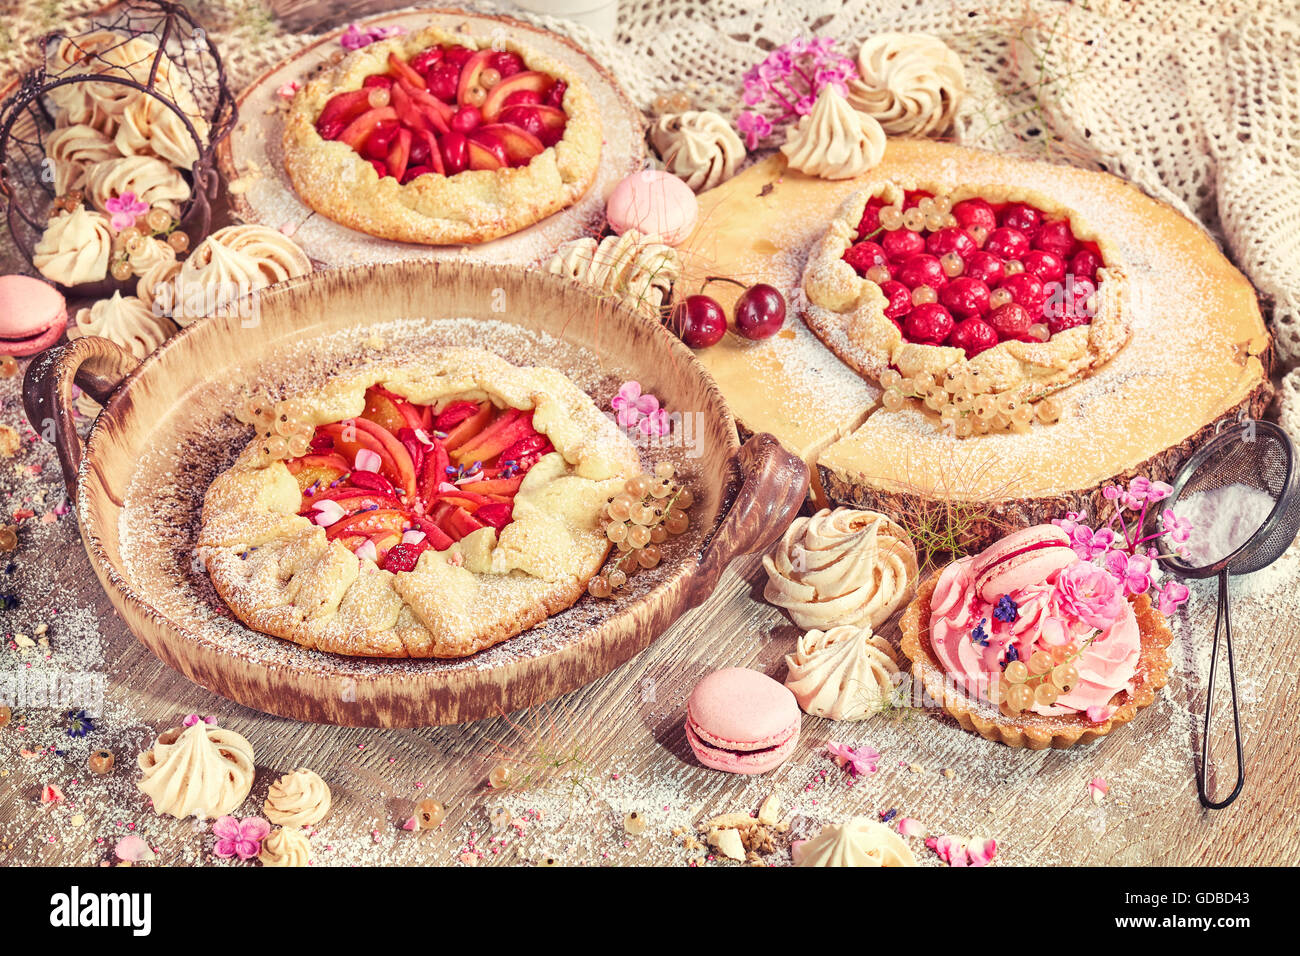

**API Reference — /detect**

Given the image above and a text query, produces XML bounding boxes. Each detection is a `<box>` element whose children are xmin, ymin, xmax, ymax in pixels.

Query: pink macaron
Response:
<box><xmin>0</xmin><ymin>275</ymin><xmax>68</xmax><ymax>356</ymax></box>
<box><xmin>971</xmin><ymin>524</ymin><xmax>1077</xmax><ymax>602</ymax></box>
<box><xmin>605</xmin><ymin>169</ymin><xmax>698</xmax><ymax>245</ymax></box>
<box><xmin>685</xmin><ymin>667</ymin><xmax>800</xmax><ymax>774</ymax></box>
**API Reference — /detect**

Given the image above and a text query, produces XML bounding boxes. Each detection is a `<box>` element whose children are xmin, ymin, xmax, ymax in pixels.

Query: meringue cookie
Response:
<box><xmin>847</xmin><ymin>32</ymin><xmax>965</xmax><ymax>137</ymax></box>
<box><xmin>548</xmin><ymin>228</ymin><xmax>680</xmax><ymax>316</ymax></box>
<box><xmin>45</xmin><ymin>124</ymin><xmax>122</xmax><ymax>195</ymax></box>
<box><xmin>784</xmin><ymin>625</ymin><xmax>900</xmax><ymax>720</ymax></box>
<box><xmin>605</xmin><ymin>170</ymin><xmax>698</xmax><ymax>245</ymax></box>
<box><xmin>114</xmin><ymin>92</ymin><xmax>207</xmax><ymax>170</ymax></box>
<box><xmin>137</xmin><ymin>721</ymin><xmax>256</xmax><ymax>820</ymax></box>
<box><xmin>793</xmin><ymin>818</ymin><xmax>917</xmax><ymax>867</ymax></box>
<box><xmin>86</xmin><ymin>155</ymin><xmax>191</xmax><ymax>218</ymax></box>
<box><xmin>70</xmin><ymin>291</ymin><xmax>177</xmax><ymax>360</ymax></box>
<box><xmin>780</xmin><ymin>86</ymin><xmax>886</xmax><ymax>180</ymax></box>
<box><xmin>171</xmin><ymin>224</ymin><xmax>312</xmax><ymax>326</ymax></box>
<box><xmin>259</xmin><ymin>826</ymin><xmax>311</xmax><ymax>867</ymax></box>
<box><xmin>763</xmin><ymin>507</ymin><xmax>917</xmax><ymax>630</ymax></box>
<box><xmin>264</xmin><ymin>769</ymin><xmax>331</xmax><ymax>827</ymax></box>
<box><xmin>33</xmin><ymin>206</ymin><xmax>113</xmax><ymax>287</ymax></box>
<box><xmin>649</xmin><ymin>110</ymin><xmax>746</xmax><ymax>192</ymax></box>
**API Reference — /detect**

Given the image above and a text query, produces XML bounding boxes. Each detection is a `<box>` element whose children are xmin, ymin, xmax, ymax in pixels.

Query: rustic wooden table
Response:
<box><xmin>1</xmin><ymin>0</ymin><xmax>1297</xmax><ymax>869</ymax></box>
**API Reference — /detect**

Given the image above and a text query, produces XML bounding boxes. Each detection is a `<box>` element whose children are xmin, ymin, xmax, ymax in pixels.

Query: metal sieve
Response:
<box><xmin>1152</xmin><ymin>419</ymin><xmax>1300</xmax><ymax>809</ymax></box>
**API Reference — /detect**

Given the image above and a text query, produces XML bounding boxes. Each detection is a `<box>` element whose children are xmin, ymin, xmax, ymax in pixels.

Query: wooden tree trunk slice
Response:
<box><xmin>678</xmin><ymin>144</ymin><xmax>1271</xmax><ymax>549</ymax></box>
<box><xmin>216</xmin><ymin>7</ymin><xmax>645</xmax><ymax>264</ymax></box>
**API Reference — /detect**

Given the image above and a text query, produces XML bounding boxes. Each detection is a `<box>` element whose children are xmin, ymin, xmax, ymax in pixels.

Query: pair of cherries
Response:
<box><xmin>667</xmin><ymin>279</ymin><xmax>787</xmax><ymax>349</ymax></box>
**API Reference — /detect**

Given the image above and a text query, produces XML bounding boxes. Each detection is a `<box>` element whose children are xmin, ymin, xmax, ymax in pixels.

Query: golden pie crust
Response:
<box><xmin>197</xmin><ymin>349</ymin><xmax>640</xmax><ymax>658</ymax></box>
<box><xmin>898</xmin><ymin>573</ymin><xmax>1173</xmax><ymax>749</ymax></box>
<box><xmin>801</xmin><ymin>179</ymin><xmax>1132</xmax><ymax>398</ymax></box>
<box><xmin>282</xmin><ymin>25</ymin><xmax>603</xmax><ymax>245</ymax></box>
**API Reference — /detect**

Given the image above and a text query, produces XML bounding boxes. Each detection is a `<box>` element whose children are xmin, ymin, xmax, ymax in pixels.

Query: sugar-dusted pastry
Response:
<box><xmin>847</xmin><ymin>33</ymin><xmax>965</xmax><ymax>137</ymax></box>
<box><xmin>900</xmin><ymin>524</ymin><xmax>1174</xmax><ymax>748</ymax></box>
<box><xmin>792</xmin><ymin>817</ymin><xmax>917</xmax><ymax>866</ymax></box>
<box><xmin>0</xmin><ymin>275</ymin><xmax>67</xmax><ymax>357</ymax></box>
<box><xmin>171</xmin><ymin>225</ymin><xmax>312</xmax><ymax>325</ymax></box>
<box><xmin>86</xmin><ymin>155</ymin><xmax>191</xmax><ymax>218</ymax></box>
<box><xmin>137</xmin><ymin>720</ymin><xmax>256</xmax><ymax>819</ymax></box>
<box><xmin>283</xmin><ymin>25</ymin><xmax>602</xmax><ymax>245</ymax></box>
<box><xmin>198</xmin><ymin>348</ymin><xmax>641</xmax><ymax>658</ymax></box>
<box><xmin>649</xmin><ymin>110</ymin><xmax>746</xmax><ymax>192</ymax></box>
<box><xmin>784</xmin><ymin>625</ymin><xmax>900</xmax><ymax>720</ymax></box>
<box><xmin>259</xmin><ymin>826</ymin><xmax>310</xmax><ymax>867</ymax></box>
<box><xmin>70</xmin><ymin>291</ymin><xmax>177</xmax><ymax>359</ymax></box>
<box><xmin>780</xmin><ymin>86</ymin><xmax>885</xmax><ymax>181</ymax></box>
<box><xmin>547</xmin><ymin>229</ymin><xmax>680</xmax><ymax>316</ymax></box>
<box><xmin>763</xmin><ymin>507</ymin><xmax>917</xmax><ymax>630</ymax></box>
<box><xmin>45</xmin><ymin>123</ymin><xmax>122</xmax><ymax>195</ymax></box>
<box><xmin>605</xmin><ymin>170</ymin><xmax>698</xmax><ymax>245</ymax></box>
<box><xmin>684</xmin><ymin>668</ymin><xmax>801</xmax><ymax>775</ymax></box>
<box><xmin>264</xmin><ymin>769</ymin><xmax>331</xmax><ymax>827</ymax></box>
<box><xmin>32</xmin><ymin>206</ymin><xmax>114</xmax><ymax>287</ymax></box>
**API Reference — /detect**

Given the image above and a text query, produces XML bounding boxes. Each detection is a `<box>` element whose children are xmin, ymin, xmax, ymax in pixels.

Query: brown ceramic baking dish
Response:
<box><xmin>25</xmin><ymin>261</ymin><xmax>807</xmax><ymax>726</ymax></box>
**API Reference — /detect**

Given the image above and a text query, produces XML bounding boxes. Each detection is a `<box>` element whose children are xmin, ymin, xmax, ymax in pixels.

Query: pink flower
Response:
<box><xmin>105</xmin><ymin>191</ymin><xmax>149</xmax><ymax>232</ymax></box>
<box><xmin>826</xmin><ymin>741</ymin><xmax>879</xmax><ymax>777</ymax></box>
<box><xmin>340</xmin><ymin>22</ymin><xmax>406</xmax><ymax>51</ymax></box>
<box><xmin>1051</xmin><ymin>510</ymin><xmax>1088</xmax><ymax>536</ymax></box>
<box><xmin>1155</xmin><ymin>580</ymin><xmax>1190</xmax><ymax>615</ymax></box>
<box><xmin>1105</xmin><ymin>550</ymin><xmax>1153</xmax><ymax>596</ymax></box>
<box><xmin>1052</xmin><ymin>560</ymin><xmax>1125</xmax><ymax>630</ymax></box>
<box><xmin>896</xmin><ymin>816</ymin><xmax>926</xmax><ymax>838</ymax></box>
<box><xmin>114</xmin><ymin>834</ymin><xmax>156</xmax><ymax>862</ymax></box>
<box><xmin>735</xmin><ymin>110</ymin><xmax>773</xmax><ymax>149</ymax></box>
<box><xmin>611</xmin><ymin>381</ymin><xmax>658</xmax><ymax>416</ymax></box>
<box><xmin>276</xmin><ymin>80</ymin><xmax>300</xmax><ymax>99</ymax></box>
<box><xmin>1089</xmin><ymin>776</ymin><xmax>1109</xmax><ymax>804</ymax></box>
<box><xmin>1085</xmin><ymin>704</ymin><xmax>1114</xmax><ymax>723</ymax></box>
<box><xmin>182</xmin><ymin>713</ymin><xmax>215</xmax><ymax>727</ymax></box>
<box><xmin>212</xmin><ymin>815</ymin><xmax>270</xmax><ymax>860</ymax></box>
<box><xmin>1117</xmin><ymin>476</ymin><xmax>1172</xmax><ymax>509</ymax></box>
<box><xmin>1161</xmin><ymin>508</ymin><xmax>1192</xmax><ymax>543</ymax></box>
<box><xmin>1068</xmin><ymin>524</ymin><xmax>1115</xmax><ymax>561</ymax></box>
<box><xmin>638</xmin><ymin>408</ymin><xmax>671</xmax><ymax>438</ymax></box>
<box><xmin>926</xmin><ymin>834</ymin><xmax>997</xmax><ymax>867</ymax></box>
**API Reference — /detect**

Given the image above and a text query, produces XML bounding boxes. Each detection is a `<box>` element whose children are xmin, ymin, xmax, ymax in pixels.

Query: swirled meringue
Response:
<box><xmin>137</xmin><ymin>721</ymin><xmax>256</xmax><ymax>820</ymax></box>
<box><xmin>137</xmin><ymin>256</ymin><xmax>182</xmax><ymax>316</ymax></box>
<box><xmin>70</xmin><ymin>291</ymin><xmax>176</xmax><ymax>358</ymax></box>
<box><xmin>649</xmin><ymin>110</ymin><xmax>746</xmax><ymax>192</ymax></box>
<box><xmin>127</xmin><ymin>235</ymin><xmax>176</xmax><ymax>278</ymax></box>
<box><xmin>86</xmin><ymin>155</ymin><xmax>191</xmax><ymax>218</ymax></box>
<box><xmin>793</xmin><ymin>817</ymin><xmax>917</xmax><ymax>867</ymax></box>
<box><xmin>763</xmin><ymin>507</ymin><xmax>917</xmax><ymax>630</ymax></box>
<box><xmin>171</xmin><ymin>225</ymin><xmax>312</xmax><ymax>326</ymax></box>
<box><xmin>784</xmin><ymin>625</ymin><xmax>900</xmax><ymax>720</ymax></box>
<box><xmin>847</xmin><ymin>33</ymin><xmax>965</xmax><ymax>137</ymax></box>
<box><xmin>45</xmin><ymin>124</ymin><xmax>122</xmax><ymax>195</ymax></box>
<box><xmin>548</xmin><ymin>228</ymin><xmax>680</xmax><ymax>317</ymax></box>
<box><xmin>780</xmin><ymin>86</ymin><xmax>885</xmax><ymax>180</ymax></box>
<box><xmin>33</xmin><ymin>206</ymin><xmax>113</xmax><ymax>287</ymax></box>
<box><xmin>259</xmin><ymin>826</ymin><xmax>311</xmax><ymax>867</ymax></box>
<box><xmin>264</xmin><ymin>769</ymin><xmax>332</xmax><ymax>827</ymax></box>
<box><xmin>115</xmin><ymin>92</ymin><xmax>206</xmax><ymax>170</ymax></box>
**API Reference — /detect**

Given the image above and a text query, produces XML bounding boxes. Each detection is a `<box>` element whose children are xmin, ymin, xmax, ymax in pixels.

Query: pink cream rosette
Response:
<box><xmin>929</xmin><ymin>557</ymin><xmax>1140</xmax><ymax>717</ymax></box>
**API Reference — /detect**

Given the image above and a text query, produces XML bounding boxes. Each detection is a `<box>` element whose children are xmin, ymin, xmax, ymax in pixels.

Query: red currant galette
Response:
<box><xmin>283</xmin><ymin>26</ymin><xmax>602</xmax><ymax>245</ymax></box>
<box><xmin>198</xmin><ymin>349</ymin><xmax>639</xmax><ymax>658</ymax></box>
<box><xmin>801</xmin><ymin>180</ymin><xmax>1130</xmax><ymax>409</ymax></box>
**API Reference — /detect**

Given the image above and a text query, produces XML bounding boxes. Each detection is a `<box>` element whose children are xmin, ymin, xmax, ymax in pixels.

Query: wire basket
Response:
<box><xmin>0</xmin><ymin>0</ymin><xmax>237</xmax><ymax>294</ymax></box>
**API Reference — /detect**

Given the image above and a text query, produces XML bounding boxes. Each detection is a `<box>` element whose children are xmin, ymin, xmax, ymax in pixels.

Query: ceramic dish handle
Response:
<box><xmin>23</xmin><ymin>336</ymin><xmax>140</xmax><ymax>501</ymax></box>
<box><xmin>688</xmin><ymin>432</ymin><xmax>808</xmax><ymax>604</ymax></box>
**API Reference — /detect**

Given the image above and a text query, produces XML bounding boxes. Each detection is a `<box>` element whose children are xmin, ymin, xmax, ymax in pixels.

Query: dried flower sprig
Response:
<box><xmin>735</xmin><ymin>37</ymin><xmax>858</xmax><ymax>148</ymax></box>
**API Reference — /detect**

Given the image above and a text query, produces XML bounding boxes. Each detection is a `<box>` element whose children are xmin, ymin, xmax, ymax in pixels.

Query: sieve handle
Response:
<box><xmin>1197</xmin><ymin>570</ymin><xmax>1245</xmax><ymax>810</ymax></box>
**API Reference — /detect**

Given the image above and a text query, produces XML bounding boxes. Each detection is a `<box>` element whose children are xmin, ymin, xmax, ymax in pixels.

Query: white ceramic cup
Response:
<box><xmin>508</xmin><ymin>0</ymin><xmax>619</xmax><ymax>42</ymax></box>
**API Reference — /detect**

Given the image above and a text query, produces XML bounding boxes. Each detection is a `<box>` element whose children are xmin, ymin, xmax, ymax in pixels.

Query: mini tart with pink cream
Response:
<box><xmin>899</xmin><ymin>525</ymin><xmax>1172</xmax><ymax>749</ymax></box>
<box><xmin>282</xmin><ymin>25</ymin><xmax>602</xmax><ymax>245</ymax></box>
<box><xmin>801</xmin><ymin>180</ymin><xmax>1131</xmax><ymax>421</ymax></box>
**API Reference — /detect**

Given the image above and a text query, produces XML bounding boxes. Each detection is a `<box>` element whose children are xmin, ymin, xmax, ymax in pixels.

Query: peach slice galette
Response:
<box><xmin>801</xmin><ymin>180</ymin><xmax>1131</xmax><ymax>433</ymax></box>
<box><xmin>282</xmin><ymin>25</ymin><xmax>602</xmax><ymax>244</ymax></box>
<box><xmin>198</xmin><ymin>349</ymin><xmax>639</xmax><ymax>658</ymax></box>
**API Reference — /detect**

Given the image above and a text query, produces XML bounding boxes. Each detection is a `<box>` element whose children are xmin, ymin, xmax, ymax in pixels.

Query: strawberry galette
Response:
<box><xmin>801</xmin><ymin>180</ymin><xmax>1131</xmax><ymax>410</ymax></box>
<box><xmin>282</xmin><ymin>25</ymin><xmax>602</xmax><ymax>244</ymax></box>
<box><xmin>198</xmin><ymin>349</ymin><xmax>640</xmax><ymax>658</ymax></box>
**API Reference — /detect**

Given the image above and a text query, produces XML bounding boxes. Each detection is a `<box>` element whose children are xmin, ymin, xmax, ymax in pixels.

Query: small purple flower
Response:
<box><xmin>212</xmin><ymin>815</ymin><xmax>270</xmax><ymax>861</ymax></box>
<box><xmin>105</xmin><ymin>191</ymin><xmax>148</xmax><ymax>232</ymax></box>
<box><xmin>1156</xmin><ymin>580</ymin><xmax>1190</xmax><ymax>615</ymax></box>
<box><xmin>1161</xmin><ymin>508</ymin><xmax>1192</xmax><ymax>543</ymax></box>
<box><xmin>993</xmin><ymin>595</ymin><xmax>1019</xmax><ymax>623</ymax></box>
<box><xmin>1105</xmin><ymin>550</ymin><xmax>1153</xmax><ymax>596</ymax></box>
<box><xmin>970</xmin><ymin>617</ymin><xmax>990</xmax><ymax>646</ymax></box>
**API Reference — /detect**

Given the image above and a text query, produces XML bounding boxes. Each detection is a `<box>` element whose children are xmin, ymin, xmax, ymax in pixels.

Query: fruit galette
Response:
<box><xmin>282</xmin><ymin>25</ymin><xmax>602</xmax><ymax>244</ymax></box>
<box><xmin>801</xmin><ymin>180</ymin><xmax>1131</xmax><ymax>422</ymax></box>
<box><xmin>198</xmin><ymin>349</ymin><xmax>640</xmax><ymax>658</ymax></box>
